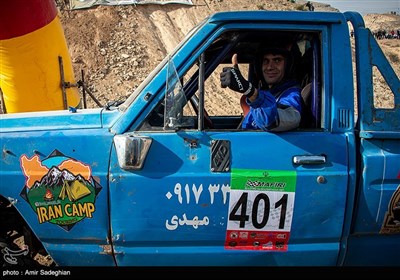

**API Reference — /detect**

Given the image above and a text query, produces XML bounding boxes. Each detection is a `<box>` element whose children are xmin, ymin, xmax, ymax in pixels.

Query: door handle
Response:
<box><xmin>293</xmin><ymin>155</ymin><xmax>326</xmax><ymax>165</ymax></box>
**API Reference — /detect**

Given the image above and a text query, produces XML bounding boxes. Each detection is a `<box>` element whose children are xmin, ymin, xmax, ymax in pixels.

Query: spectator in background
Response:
<box><xmin>306</xmin><ymin>1</ymin><xmax>315</xmax><ymax>11</ymax></box>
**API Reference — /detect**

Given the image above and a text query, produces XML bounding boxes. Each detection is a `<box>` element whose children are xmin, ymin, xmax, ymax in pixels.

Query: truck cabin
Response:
<box><xmin>140</xmin><ymin>29</ymin><xmax>322</xmax><ymax>132</ymax></box>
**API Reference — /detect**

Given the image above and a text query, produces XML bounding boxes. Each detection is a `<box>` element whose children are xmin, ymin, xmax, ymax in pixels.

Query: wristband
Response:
<box><xmin>243</xmin><ymin>83</ymin><xmax>255</xmax><ymax>98</ymax></box>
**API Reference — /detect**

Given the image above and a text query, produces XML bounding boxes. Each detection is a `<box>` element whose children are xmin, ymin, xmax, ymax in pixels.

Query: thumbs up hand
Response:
<box><xmin>220</xmin><ymin>54</ymin><xmax>254</xmax><ymax>97</ymax></box>
<box><xmin>231</xmin><ymin>53</ymin><xmax>239</xmax><ymax>69</ymax></box>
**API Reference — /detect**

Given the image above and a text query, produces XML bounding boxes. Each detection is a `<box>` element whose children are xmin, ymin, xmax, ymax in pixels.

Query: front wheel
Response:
<box><xmin>0</xmin><ymin>196</ymin><xmax>55</xmax><ymax>267</ymax></box>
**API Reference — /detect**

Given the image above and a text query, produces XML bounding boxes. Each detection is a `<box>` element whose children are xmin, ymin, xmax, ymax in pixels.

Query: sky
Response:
<box><xmin>311</xmin><ymin>0</ymin><xmax>400</xmax><ymax>15</ymax></box>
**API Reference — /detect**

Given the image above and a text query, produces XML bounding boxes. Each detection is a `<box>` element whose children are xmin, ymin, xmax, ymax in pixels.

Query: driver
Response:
<box><xmin>220</xmin><ymin>41</ymin><xmax>302</xmax><ymax>131</ymax></box>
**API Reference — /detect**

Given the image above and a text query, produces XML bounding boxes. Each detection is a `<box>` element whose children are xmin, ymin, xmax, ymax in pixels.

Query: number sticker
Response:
<box><xmin>225</xmin><ymin>169</ymin><xmax>296</xmax><ymax>251</ymax></box>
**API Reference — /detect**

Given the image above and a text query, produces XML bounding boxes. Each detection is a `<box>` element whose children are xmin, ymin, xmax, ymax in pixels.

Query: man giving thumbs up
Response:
<box><xmin>220</xmin><ymin>43</ymin><xmax>302</xmax><ymax>131</ymax></box>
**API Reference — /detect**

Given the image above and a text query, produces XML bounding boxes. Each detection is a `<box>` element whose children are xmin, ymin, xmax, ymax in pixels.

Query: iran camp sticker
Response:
<box><xmin>225</xmin><ymin>169</ymin><xmax>296</xmax><ymax>251</ymax></box>
<box><xmin>19</xmin><ymin>150</ymin><xmax>102</xmax><ymax>231</ymax></box>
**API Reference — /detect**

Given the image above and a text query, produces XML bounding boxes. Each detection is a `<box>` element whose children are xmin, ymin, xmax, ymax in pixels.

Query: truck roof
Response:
<box><xmin>206</xmin><ymin>10</ymin><xmax>364</xmax><ymax>27</ymax></box>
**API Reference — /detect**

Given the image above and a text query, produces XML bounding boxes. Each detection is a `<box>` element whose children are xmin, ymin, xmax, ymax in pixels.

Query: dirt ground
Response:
<box><xmin>55</xmin><ymin>0</ymin><xmax>400</xmax><ymax>111</ymax></box>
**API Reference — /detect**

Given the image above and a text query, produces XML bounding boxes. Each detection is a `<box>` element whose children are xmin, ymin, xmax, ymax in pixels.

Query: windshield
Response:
<box><xmin>163</xmin><ymin>59</ymin><xmax>187</xmax><ymax>130</ymax></box>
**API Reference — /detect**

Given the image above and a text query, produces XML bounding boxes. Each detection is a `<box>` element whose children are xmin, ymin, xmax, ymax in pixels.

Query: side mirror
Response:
<box><xmin>114</xmin><ymin>134</ymin><xmax>152</xmax><ymax>170</ymax></box>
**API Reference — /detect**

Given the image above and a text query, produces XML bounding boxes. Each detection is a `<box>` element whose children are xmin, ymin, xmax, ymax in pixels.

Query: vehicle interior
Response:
<box><xmin>139</xmin><ymin>29</ymin><xmax>322</xmax><ymax>132</ymax></box>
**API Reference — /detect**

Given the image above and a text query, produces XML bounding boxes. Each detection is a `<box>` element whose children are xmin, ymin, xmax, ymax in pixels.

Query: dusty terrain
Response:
<box><xmin>56</xmin><ymin>0</ymin><xmax>400</xmax><ymax>111</ymax></box>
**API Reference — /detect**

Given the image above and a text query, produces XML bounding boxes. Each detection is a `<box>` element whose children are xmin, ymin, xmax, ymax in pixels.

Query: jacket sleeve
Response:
<box><xmin>271</xmin><ymin>89</ymin><xmax>302</xmax><ymax>131</ymax></box>
<box><xmin>271</xmin><ymin>106</ymin><xmax>301</xmax><ymax>132</ymax></box>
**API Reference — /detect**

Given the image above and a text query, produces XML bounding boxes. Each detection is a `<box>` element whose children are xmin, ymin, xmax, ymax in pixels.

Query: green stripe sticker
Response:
<box><xmin>231</xmin><ymin>168</ymin><xmax>296</xmax><ymax>192</ymax></box>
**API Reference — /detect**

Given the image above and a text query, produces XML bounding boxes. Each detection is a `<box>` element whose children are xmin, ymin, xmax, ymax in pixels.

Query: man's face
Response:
<box><xmin>261</xmin><ymin>53</ymin><xmax>286</xmax><ymax>86</ymax></box>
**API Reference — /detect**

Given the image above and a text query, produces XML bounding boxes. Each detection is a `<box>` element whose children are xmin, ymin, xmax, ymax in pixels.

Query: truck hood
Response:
<box><xmin>0</xmin><ymin>108</ymin><xmax>120</xmax><ymax>133</ymax></box>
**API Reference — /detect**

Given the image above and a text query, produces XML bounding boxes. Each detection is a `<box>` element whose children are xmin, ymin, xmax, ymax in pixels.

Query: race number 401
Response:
<box><xmin>225</xmin><ymin>169</ymin><xmax>296</xmax><ymax>251</ymax></box>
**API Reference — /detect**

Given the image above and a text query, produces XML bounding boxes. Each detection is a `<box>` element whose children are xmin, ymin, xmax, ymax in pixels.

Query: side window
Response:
<box><xmin>179</xmin><ymin>61</ymin><xmax>247</xmax><ymax>129</ymax></box>
<box><xmin>184</xmin><ymin>62</ymin><xmax>246</xmax><ymax>117</ymax></box>
<box><xmin>139</xmin><ymin>30</ymin><xmax>322</xmax><ymax>132</ymax></box>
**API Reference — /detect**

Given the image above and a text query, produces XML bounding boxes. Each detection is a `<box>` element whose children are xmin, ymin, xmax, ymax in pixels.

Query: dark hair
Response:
<box><xmin>259</xmin><ymin>47</ymin><xmax>290</xmax><ymax>58</ymax></box>
<box><xmin>258</xmin><ymin>41</ymin><xmax>291</xmax><ymax>57</ymax></box>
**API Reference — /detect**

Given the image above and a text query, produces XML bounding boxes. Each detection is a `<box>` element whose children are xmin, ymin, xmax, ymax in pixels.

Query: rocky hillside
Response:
<box><xmin>2</xmin><ymin>0</ymin><xmax>398</xmax><ymax>113</ymax></box>
<box><xmin>55</xmin><ymin>0</ymin><xmax>399</xmax><ymax>110</ymax></box>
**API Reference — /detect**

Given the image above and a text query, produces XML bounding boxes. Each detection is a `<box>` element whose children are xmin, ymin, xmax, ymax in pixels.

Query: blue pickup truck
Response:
<box><xmin>1</xmin><ymin>10</ymin><xmax>399</xmax><ymax>267</ymax></box>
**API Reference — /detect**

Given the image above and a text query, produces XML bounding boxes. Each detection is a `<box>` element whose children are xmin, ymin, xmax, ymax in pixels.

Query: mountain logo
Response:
<box><xmin>19</xmin><ymin>149</ymin><xmax>102</xmax><ymax>231</ymax></box>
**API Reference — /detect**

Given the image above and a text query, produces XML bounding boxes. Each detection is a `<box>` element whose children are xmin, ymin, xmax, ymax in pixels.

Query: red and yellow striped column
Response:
<box><xmin>0</xmin><ymin>0</ymin><xmax>80</xmax><ymax>113</ymax></box>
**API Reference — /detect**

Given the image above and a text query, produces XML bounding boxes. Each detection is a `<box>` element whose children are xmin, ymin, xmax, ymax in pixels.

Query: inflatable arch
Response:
<box><xmin>0</xmin><ymin>0</ymin><xmax>80</xmax><ymax>113</ymax></box>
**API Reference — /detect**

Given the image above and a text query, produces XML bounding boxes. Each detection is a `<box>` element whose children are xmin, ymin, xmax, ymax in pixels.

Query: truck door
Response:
<box><xmin>108</xmin><ymin>27</ymin><xmax>350</xmax><ymax>266</ymax></box>
<box><xmin>109</xmin><ymin>130</ymin><xmax>349</xmax><ymax>266</ymax></box>
<box><xmin>343</xmin><ymin>13</ymin><xmax>400</xmax><ymax>266</ymax></box>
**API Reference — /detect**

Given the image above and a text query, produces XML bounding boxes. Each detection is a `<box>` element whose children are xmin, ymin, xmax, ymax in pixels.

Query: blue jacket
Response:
<box><xmin>241</xmin><ymin>80</ymin><xmax>302</xmax><ymax>131</ymax></box>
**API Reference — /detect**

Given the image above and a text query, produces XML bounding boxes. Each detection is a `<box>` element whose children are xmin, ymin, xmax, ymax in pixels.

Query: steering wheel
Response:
<box><xmin>203</xmin><ymin>107</ymin><xmax>214</xmax><ymax>129</ymax></box>
<box><xmin>189</xmin><ymin>96</ymin><xmax>214</xmax><ymax>129</ymax></box>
